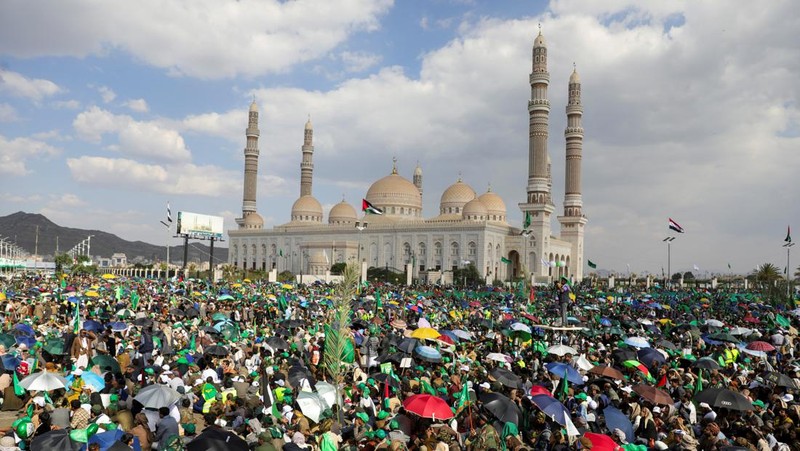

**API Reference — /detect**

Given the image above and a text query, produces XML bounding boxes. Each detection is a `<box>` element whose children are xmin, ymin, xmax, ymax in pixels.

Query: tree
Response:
<box><xmin>277</xmin><ymin>271</ymin><xmax>294</xmax><ymax>283</ymax></box>
<box><xmin>54</xmin><ymin>253</ymin><xmax>72</xmax><ymax>274</ymax></box>
<box><xmin>683</xmin><ymin>271</ymin><xmax>695</xmax><ymax>281</ymax></box>
<box><xmin>323</xmin><ymin>263</ymin><xmax>358</xmax><ymax>420</ymax></box>
<box><xmin>452</xmin><ymin>264</ymin><xmax>482</xmax><ymax>287</ymax></box>
<box><xmin>367</xmin><ymin>266</ymin><xmax>403</xmax><ymax>284</ymax></box>
<box><xmin>671</xmin><ymin>272</ymin><xmax>682</xmax><ymax>282</ymax></box>
<box><xmin>220</xmin><ymin>264</ymin><xmax>241</xmax><ymax>282</ymax></box>
<box><xmin>754</xmin><ymin>263</ymin><xmax>782</xmax><ymax>285</ymax></box>
<box><xmin>330</xmin><ymin>262</ymin><xmax>346</xmax><ymax>275</ymax></box>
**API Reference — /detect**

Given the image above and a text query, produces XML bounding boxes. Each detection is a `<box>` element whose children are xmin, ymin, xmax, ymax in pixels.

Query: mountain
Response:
<box><xmin>0</xmin><ymin>211</ymin><xmax>228</xmax><ymax>264</ymax></box>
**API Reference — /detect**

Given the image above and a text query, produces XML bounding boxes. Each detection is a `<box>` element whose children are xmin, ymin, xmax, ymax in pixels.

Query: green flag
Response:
<box><xmin>279</xmin><ymin>249</ymin><xmax>283</xmax><ymax>257</ymax></box>
<box><xmin>776</xmin><ymin>314</ymin><xmax>791</xmax><ymax>328</ymax></box>
<box><xmin>420</xmin><ymin>378</ymin><xmax>436</xmax><ymax>396</ymax></box>
<box><xmin>376</xmin><ymin>291</ymin><xmax>382</xmax><ymax>309</ymax></box>
<box><xmin>115</xmin><ymin>286</ymin><xmax>122</xmax><ymax>301</ymax></box>
<box><xmin>694</xmin><ymin>371</ymin><xmax>703</xmax><ymax>395</ymax></box>
<box><xmin>189</xmin><ymin>334</ymin><xmax>196</xmax><ymax>352</ymax></box>
<box><xmin>60</xmin><ymin>278</ymin><xmax>67</xmax><ymax>289</ymax></box>
<box><xmin>588</xmin><ymin>260</ymin><xmax>597</xmax><ymax>269</ymax></box>
<box><xmin>202</xmin><ymin>383</ymin><xmax>218</xmax><ymax>401</ymax></box>
<box><xmin>455</xmin><ymin>380</ymin><xmax>470</xmax><ymax>411</ymax></box>
<box><xmin>501</xmin><ymin>257</ymin><xmax>512</xmax><ymax>264</ymax></box>
<box><xmin>557</xmin><ymin>368</ymin><xmax>569</xmax><ymax>401</ymax></box>
<box><xmin>13</xmin><ymin>371</ymin><xmax>25</xmax><ymax>397</ymax></box>
<box><xmin>73</xmin><ymin>300</ymin><xmax>81</xmax><ymax>334</ymax></box>
<box><xmin>131</xmin><ymin>291</ymin><xmax>140</xmax><ymax>310</ymax></box>
<box><xmin>523</xmin><ymin>212</ymin><xmax>531</xmax><ymax>229</ymax></box>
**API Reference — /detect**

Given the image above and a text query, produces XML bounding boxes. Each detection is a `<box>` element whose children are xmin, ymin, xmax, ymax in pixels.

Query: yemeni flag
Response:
<box><xmin>656</xmin><ymin>373</ymin><xmax>667</xmax><ymax>388</ymax></box>
<box><xmin>362</xmin><ymin>199</ymin><xmax>383</xmax><ymax>215</ymax></box>
<box><xmin>668</xmin><ymin>218</ymin><xmax>684</xmax><ymax>233</ymax></box>
<box><xmin>588</xmin><ymin>260</ymin><xmax>597</xmax><ymax>269</ymax></box>
<box><xmin>786</xmin><ymin>226</ymin><xmax>792</xmax><ymax>243</ymax></box>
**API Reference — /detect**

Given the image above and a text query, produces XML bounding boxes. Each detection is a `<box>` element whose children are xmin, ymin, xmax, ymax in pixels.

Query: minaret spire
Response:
<box><xmin>300</xmin><ymin>115</ymin><xmax>314</xmax><ymax>196</ymax></box>
<box><xmin>238</xmin><ymin>100</ymin><xmax>260</xmax><ymax>227</ymax></box>
<box><xmin>413</xmin><ymin>161</ymin><xmax>423</xmax><ymax>198</ymax></box>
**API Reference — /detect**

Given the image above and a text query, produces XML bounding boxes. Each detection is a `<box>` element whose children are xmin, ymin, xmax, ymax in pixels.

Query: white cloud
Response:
<box><xmin>0</xmin><ymin>134</ymin><xmax>60</xmax><ymax>174</ymax></box>
<box><xmin>51</xmin><ymin>99</ymin><xmax>81</xmax><ymax>109</ymax></box>
<box><xmin>0</xmin><ymin>0</ymin><xmax>394</xmax><ymax>79</ymax></box>
<box><xmin>97</xmin><ymin>86</ymin><xmax>116</xmax><ymax>103</ymax></box>
<box><xmin>124</xmin><ymin>98</ymin><xmax>149</xmax><ymax>113</ymax></box>
<box><xmin>48</xmin><ymin>193</ymin><xmax>86</xmax><ymax>208</ymax></box>
<box><xmin>0</xmin><ymin>103</ymin><xmax>16</xmax><ymax>121</ymax></box>
<box><xmin>66</xmin><ymin>156</ymin><xmax>240</xmax><ymax>196</ymax></box>
<box><xmin>339</xmin><ymin>51</ymin><xmax>382</xmax><ymax>73</ymax></box>
<box><xmin>5</xmin><ymin>194</ymin><xmax>43</xmax><ymax>203</ymax></box>
<box><xmin>0</xmin><ymin>69</ymin><xmax>61</xmax><ymax>101</ymax></box>
<box><xmin>73</xmin><ymin>106</ymin><xmax>191</xmax><ymax>162</ymax></box>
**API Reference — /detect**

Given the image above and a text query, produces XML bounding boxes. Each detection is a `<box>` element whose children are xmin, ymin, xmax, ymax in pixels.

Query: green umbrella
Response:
<box><xmin>91</xmin><ymin>355</ymin><xmax>120</xmax><ymax>373</ymax></box>
<box><xmin>42</xmin><ymin>338</ymin><xmax>66</xmax><ymax>355</ymax></box>
<box><xmin>211</xmin><ymin>313</ymin><xmax>229</xmax><ymax>322</ymax></box>
<box><xmin>0</xmin><ymin>333</ymin><xmax>15</xmax><ymax>348</ymax></box>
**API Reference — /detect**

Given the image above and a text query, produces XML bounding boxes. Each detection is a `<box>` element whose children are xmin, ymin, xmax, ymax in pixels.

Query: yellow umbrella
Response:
<box><xmin>0</xmin><ymin>293</ymin><xmax>5</xmax><ymax>301</ymax></box>
<box><xmin>410</xmin><ymin>327</ymin><xmax>440</xmax><ymax>340</ymax></box>
<box><xmin>243</xmin><ymin>278</ymin><xmax>251</xmax><ymax>283</ymax></box>
<box><xmin>267</xmin><ymin>294</ymin><xmax>277</xmax><ymax>300</ymax></box>
<box><xmin>281</xmin><ymin>284</ymin><xmax>293</xmax><ymax>290</ymax></box>
<box><xmin>231</xmin><ymin>283</ymin><xmax>242</xmax><ymax>288</ymax></box>
<box><xmin>85</xmin><ymin>291</ymin><xmax>99</xmax><ymax>298</ymax></box>
<box><xmin>101</xmin><ymin>274</ymin><xmax>116</xmax><ymax>280</ymax></box>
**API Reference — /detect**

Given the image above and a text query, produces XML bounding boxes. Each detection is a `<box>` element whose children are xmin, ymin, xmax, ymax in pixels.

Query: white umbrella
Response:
<box><xmin>624</xmin><ymin>337</ymin><xmax>650</xmax><ymax>348</ymax></box>
<box><xmin>134</xmin><ymin>383</ymin><xmax>181</xmax><ymax>409</ymax></box>
<box><xmin>510</xmin><ymin>323</ymin><xmax>532</xmax><ymax>334</ymax></box>
<box><xmin>705</xmin><ymin>319</ymin><xmax>724</xmax><ymax>328</ymax></box>
<box><xmin>451</xmin><ymin>330</ymin><xmax>473</xmax><ymax>340</ymax></box>
<box><xmin>485</xmin><ymin>353</ymin><xmax>512</xmax><ymax>363</ymax></box>
<box><xmin>296</xmin><ymin>391</ymin><xmax>329</xmax><ymax>423</ymax></box>
<box><xmin>315</xmin><ymin>381</ymin><xmax>338</xmax><ymax>408</ymax></box>
<box><xmin>19</xmin><ymin>371</ymin><xmax>68</xmax><ymax>391</ymax></box>
<box><xmin>729</xmin><ymin>327</ymin><xmax>754</xmax><ymax>336</ymax></box>
<box><xmin>547</xmin><ymin>344</ymin><xmax>578</xmax><ymax>356</ymax></box>
<box><xmin>575</xmin><ymin>354</ymin><xmax>594</xmax><ymax>372</ymax></box>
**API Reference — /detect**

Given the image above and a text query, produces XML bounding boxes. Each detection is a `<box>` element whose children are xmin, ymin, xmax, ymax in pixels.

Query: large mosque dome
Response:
<box><xmin>462</xmin><ymin>198</ymin><xmax>488</xmax><ymax>221</ymax></box>
<box><xmin>328</xmin><ymin>200</ymin><xmax>357</xmax><ymax>225</ymax></box>
<box><xmin>365</xmin><ymin>166</ymin><xmax>422</xmax><ymax>218</ymax></box>
<box><xmin>478</xmin><ymin>188</ymin><xmax>507</xmax><ymax>223</ymax></box>
<box><xmin>291</xmin><ymin>195</ymin><xmax>323</xmax><ymax>222</ymax></box>
<box><xmin>242</xmin><ymin>212</ymin><xmax>264</xmax><ymax>229</ymax></box>
<box><xmin>439</xmin><ymin>179</ymin><xmax>476</xmax><ymax>216</ymax></box>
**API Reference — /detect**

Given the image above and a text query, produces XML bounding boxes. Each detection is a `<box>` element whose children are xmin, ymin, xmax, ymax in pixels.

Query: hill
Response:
<box><xmin>0</xmin><ymin>211</ymin><xmax>228</xmax><ymax>265</ymax></box>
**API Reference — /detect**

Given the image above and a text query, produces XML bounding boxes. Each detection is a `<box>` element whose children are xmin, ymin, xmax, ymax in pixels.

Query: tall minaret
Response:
<box><xmin>237</xmin><ymin>100</ymin><xmax>261</xmax><ymax>228</ymax></box>
<box><xmin>300</xmin><ymin>116</ymin><xmax>314</xmax><ymax>196</ymax></box>
<box><xmin>413</xmin><ymin>161</ymin><xmax>423</xmax><ymax>198</ymax></box>
<box><xmin>558</xmin><ymin>66</ymin><xmax>588</xmax><ymax>280</ymax></box>
<box><xmin>519</xmin><ymin>26</ymin><xmax>555</xmax><ymax>277</ymax></box>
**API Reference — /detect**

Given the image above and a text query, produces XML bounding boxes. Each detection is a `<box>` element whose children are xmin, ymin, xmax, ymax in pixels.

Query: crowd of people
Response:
<box><xmin>0</xmin><ymin>271</ymin><xmax>798</xmax><ymax>451</ymax></box>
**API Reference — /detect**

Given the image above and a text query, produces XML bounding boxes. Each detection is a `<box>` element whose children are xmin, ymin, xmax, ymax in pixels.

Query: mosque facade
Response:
<box><xmin>227</xmin><ymin>30</ymin><xmax>586</xmax><ymax>284</ymax></box>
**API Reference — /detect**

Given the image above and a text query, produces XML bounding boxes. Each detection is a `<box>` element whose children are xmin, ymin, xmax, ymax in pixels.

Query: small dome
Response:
<box><xmin>462</xmin><ymin>198</ymin><xmax>488</xmax><ymax>220</ymax></box>
<box><xmin>440</xmin><ymin>179</ymin><xmax>476</xmax><ymax>215</ymax></box>
<box><xmin>365</xmin><ymin>171</ymin><xmax>422</xmax><ymax>218</ymax></box>
<box><xmin>249</xmin><ymin>100</ymin><xmax>258</xmax><ymax>112</ymax></box>
<box><xmin>479</xmin><ymin>189</ymin><xmax>507</xmax><ymax>222</ymax></box>
<box><xmin>534</xmin><ymin>30</ymin><xmax>546</xmax><ymax>48</ymax></box>
<box><xmin>291</xmin><ymin>195</ymin><xmax>323</xmax><ymax>222</ymax></box>
<box><xmin>570</xmin><ymin>68</ymin><xmax>580</xmax><ymax>84</ymax></box>
<box><xmin>414</xmin><ymin>164</ymin><xmax>422</xmax><ymax>176</ymax></box>
<box><xmin>243</xmin><ymin>212</ymin><xmax>264</xmax><ymax>229</ymax></box>
<box><xmin>305</xmin><ymin>115</ymin><xmax>312</xmax><ymax>130</ymax></box>
<box><xmin>328</xmin><ymin>200</ymin><xmax>357</xmax><ymax>224</ymax></box>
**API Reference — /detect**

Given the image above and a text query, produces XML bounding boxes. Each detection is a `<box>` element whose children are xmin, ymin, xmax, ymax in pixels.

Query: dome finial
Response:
<box><xmin>487</xmin><ymin>182</ymin><xmax>493</xmax><ymax>192</ymax></box>
<box><xmin>392</xmin><ymin>156</ymin><xmax>398</xmax><ymax>174</ymax></box>
<box><xmin>538</xmin><ymin>23</ymin><xmax>542</xmax><ymax>35</ymax></box>
<box><xmin>457</xmin><ymin>171</ymin><xmax>462</xmax><ymax>183</ymax></box>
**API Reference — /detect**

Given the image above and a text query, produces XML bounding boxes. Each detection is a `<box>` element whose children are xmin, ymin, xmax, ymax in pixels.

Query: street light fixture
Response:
<box><xmin>663</xmin><ymin>236</ymin><xmax>676</xmax><ymax>287</ymax></box>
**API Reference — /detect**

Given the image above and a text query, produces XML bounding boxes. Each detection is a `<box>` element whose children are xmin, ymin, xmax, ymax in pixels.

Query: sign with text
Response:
<box><xmin>176</xmin><ymin>211</ymin><xmax>224</xmax><ymax>240</ymax></box>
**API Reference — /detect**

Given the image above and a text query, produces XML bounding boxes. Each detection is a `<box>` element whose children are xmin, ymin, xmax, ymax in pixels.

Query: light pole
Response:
<box><xmin>160</xmin><ymin>220</ymin><xmax>171</xmax><ymax>270</ymax></box>
<box><xmin>785</xmin><ymin>241</ymin><xmax>795</xmax><ymax>300</ymax></box>
<box><xmin>663</xmin><ymin>236</ymin><xmax>675</xmax><ymax>287</ymax></box>
<box><xmin>520</xmin><ymin>229</ymin><xmax>532</xmax><ymax>282</ymax></box>
<box><xmin>87</xmin><ymin>235</ymin><xmax>95</xmax><ymax>262</ymax></box>
<box><xmin>355</xmin><ymin>221</ymin><xmax>368</xmax><ymax>286</ymax></box>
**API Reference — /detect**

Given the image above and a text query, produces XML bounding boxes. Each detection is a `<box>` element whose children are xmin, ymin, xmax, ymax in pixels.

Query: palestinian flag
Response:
<box><xmin>786</xmin><ymin>226</ymin><xmax>792</xmax><ymax>243</ymax></box>
<box><xmin>362</xmin><ymin>199</ymin><xmax>383</xmax><ymax>215</ymax></box>
<box><xmin>668</xmin><ymin>218</ymin><xmax>684</xmax><ymax>233</ymax></box>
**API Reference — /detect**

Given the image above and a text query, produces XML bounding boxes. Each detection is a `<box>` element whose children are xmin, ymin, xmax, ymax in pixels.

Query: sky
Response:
<box><xmin>1</xmin><ymin>0</ymin><xmax>798</xmax><ymax>276</ymax></box>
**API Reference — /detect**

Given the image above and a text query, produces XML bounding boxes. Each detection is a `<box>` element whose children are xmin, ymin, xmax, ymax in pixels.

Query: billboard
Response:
<box><xmin>176</xmin><ymin>211</ymin><xmax>224</xmax><ymax>240</ymax></box>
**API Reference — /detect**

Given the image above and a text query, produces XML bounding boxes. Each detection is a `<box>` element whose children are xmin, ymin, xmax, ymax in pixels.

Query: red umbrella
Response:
<box><xmin>530</xmin><ymin>385</ymin><xmax>551</xmax><ymax>396</ymax></box>
<box><xmin>437</xmin><ymin>335</ymin><xmax>455</xmax><ymax>346</ymax></box>
<box><xmin>522</xmin><ymin>313</ymin><xmax>539</xmax><ymax>322</ymax></box>
<box><xmin>583</xmin><ymin>432</ymin><xmax>622</xmax><ymax>451</ymax></box>
<box><xmin>402</xmin><ymin>394</ymin><xmax>454</xmax><ymax>420</ymax></box>
<box><xmin>744</xmin><ymin>316</ymin><xmax>760</xmax><ymax>324</ymax></box>
<box><xmin>746</xmin><ymin>341</ymin><xmax>775</xmax><ymax>352</ymax></box>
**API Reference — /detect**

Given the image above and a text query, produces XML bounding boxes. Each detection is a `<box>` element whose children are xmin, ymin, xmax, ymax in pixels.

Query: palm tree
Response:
<box><xmin>755</xmin><ymin>263</ymin><xmax>782</xmax><ymax>285</ymax></box>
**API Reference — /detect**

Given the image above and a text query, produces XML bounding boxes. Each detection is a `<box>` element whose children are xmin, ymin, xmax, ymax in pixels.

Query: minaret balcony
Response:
<box><xmin>564</xmin><ymin>127</ymin><xmax>584</xmax><ymax>135</ymax></box>
<box><xmin>529</xmin><ymin>73</ymin><xmax>550</xmax><ymax>84</ymax></box>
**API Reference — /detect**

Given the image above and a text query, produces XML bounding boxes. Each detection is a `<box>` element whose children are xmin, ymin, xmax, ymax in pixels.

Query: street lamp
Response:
<box><xmin>784</xmin><ymin>241</ymin><xmax>795</xmax><ymax>300</ymax></box>
<box><xmin>160</xmin><ymin>220</ymin><xmax>171</xmax><ymax>268</ymax></box>
<box><xmin>663</xmin><ymin>236</ymin><xmax>676</xmax><ymax>287</ymax></box>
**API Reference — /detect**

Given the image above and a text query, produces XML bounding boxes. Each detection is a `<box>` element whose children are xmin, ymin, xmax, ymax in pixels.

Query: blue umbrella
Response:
<box><xmin>545</xmin><ymin>362</ymin><xmax>584</xmax><ymax>385</ymax></box>
<box><xmin>414</xmin><ymin>345</ymin><xmax>442</xmax><ymax>363</ymax></box>
<box><xmin>604</xmin><ymin>405</ymin><xmax>634</xmax><ymax>441</ymax></box>
<box><xmin>15</xmin><ymin>335</ymin><xmax>36</xmax><ymax>349</ymax></box>
<box><xmin>13</xmin><ymin>323</ymin><xmax>35</xmax><ymax>336</ymax></box>
<box><xmin>83</xmin><ymin>320</ymin><xmax>104</xmax><ymax>333</ymax></box>
<box><xmin>68</xmin><ymin>296</ymin><xmax>81</xmax><ymax>304</ymax></box>
<box><xmin>600</xmin><ymin>318</ymin><xmax>612</xmax><ymax>327</ymax></box>
<box><xmin>701</xmin><ymin>334</ymin><xmax>723</xmax><ymax>346</ymax></box>
<box><xmin>637</xmin><ymin>348</ymin><xmax>667</xmax><ymax>367</ymax></box>
<box><xmin>1</xmin><ymin>355</ymin><xmax>21</xmax><ymax>371</ymax></box>
<box><xmin>108</xmin><ymin>322</ymin><xmax>128</xmax><ymax>332</ymax></box>
<box><xmin>624</xmin><ymin>336</ymin><xmax>650</xmax><ymax>348</ymax></box>
<box><xmin>83</xmin><ymin>428</ymin><xmax>142</xmax><ymax>451</ymax></box>
<box><xmin>530</xmin><ymin>394</ymin><xmax>571</xmax><ymax>425</ymax></box>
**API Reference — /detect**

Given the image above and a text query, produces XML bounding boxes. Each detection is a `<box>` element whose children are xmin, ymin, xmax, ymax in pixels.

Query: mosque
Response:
<box><xmin>227</xmin><ymin>29</ymin><xmax>587</xmax><ymax>284</ymax></box>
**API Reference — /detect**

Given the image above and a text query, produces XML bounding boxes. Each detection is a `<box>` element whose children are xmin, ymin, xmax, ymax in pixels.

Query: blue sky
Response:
<box><xmin>1</xmin><ymin>0</ymin><xmax>799</xmax><ymax>276</ymax></box>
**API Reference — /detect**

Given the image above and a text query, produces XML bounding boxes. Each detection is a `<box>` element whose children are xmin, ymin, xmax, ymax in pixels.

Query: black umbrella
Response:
<box><xmin>352</xmin><ymin>319</ymin><xmax>369</xmax><ymax>330</ymax></box>
<box><xmin>370</xmin><ymin>372</ymin><xmax>401</xmax><ymax>389</ymax></box>
<box><xmin>281</xmin><ymin>319</ymin><xmax>304</xmax><ymax>329</ymax></box>
<box><xmin>169</xmin><ymin>308</ymin><xmax>185</xmax><ymax>318</ymax></box>
<box><xmin>288</xmin><ymin>366</ymin><xmax>316</xmax><ymax>388</ymax></box>
<box><xmin>765</xmin><ymin>372</ymin><xmax>798</xmax><ymax>389</ymax></box>
<box><xmin>489</xmin><ymin>368</ymin><xmax>523</xmax><ymax>390</ymax></box>
<box><xmin>185</xmin><ymin>307</ymin><xmax>200</xmax><ymax>318</ymax></box>
<box><xmin>637</xmin><ymin>348</ymin><xmax>666</xmax><ymax>367</ymax></box>
<box><xmin>266</xmin><ymin>337</ymin><xmax>290</xmax><ymax>351</ymax></box>
<box><xmin>204</xmin><ymin>345</ymin><xmax>229</xmax><ymax>357</ymax></box>
<box><xmin>397</xmin><ymin>338</ymin><xmax>419</xmax><ymax>354</ymax></box>
<box><xmin>378</xmin><ymin>352</ymin><xmax>407</xmax><ymax>365</ymax></box>
<box><xmin>655</xmin><ymin>339</ymin><xmax>677</xmax><ymax>350</ymax></box>
<box><xmin>187</xmin><ymin>428</ymin><xmax>249</xmax><ymax>451</ymax></box>
<box><xmin>479</xmin><ymin>392</ymin><xmax>521</xmax><ymax>425</ymax></box>
<box><xmin>132</xmin><ymin>318</ymin><xmax>153</xmax><ymax>327</ymax></box>
<box><xmin>30</xmin><ymin>429</ymin><xmax>81</xmax><ymax>451</ymax></box>
<box><xmin>694</xmin><ymin>388</ymin><xmax>754</xmax><ymax>411</ymax></box>
<box><xmin>692</xmin><ymin>358</ymin><xmax>721</xmax><ymax>371</ymax></box>
<box><xmin>611</xmin><ymin>348</ymin><xmax>637</xmax><ymax>363</ymax></box>
<box><xmin>708</xmin><ymin>333</ymin><xmax>739</xmax><ymax>344</ymax></box>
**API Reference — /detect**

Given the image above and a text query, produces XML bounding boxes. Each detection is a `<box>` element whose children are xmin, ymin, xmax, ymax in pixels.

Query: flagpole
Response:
<box><xmin>785</xmin><ymin>241</ymin><xmax>795</xmax><ymax>301</ymax></box>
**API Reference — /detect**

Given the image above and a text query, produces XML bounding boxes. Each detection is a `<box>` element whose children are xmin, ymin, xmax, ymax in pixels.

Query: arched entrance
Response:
<box><xmin>508</xmin><ymin>250</ymin><xmax>520</xmax><ymax>283</ymax></box>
